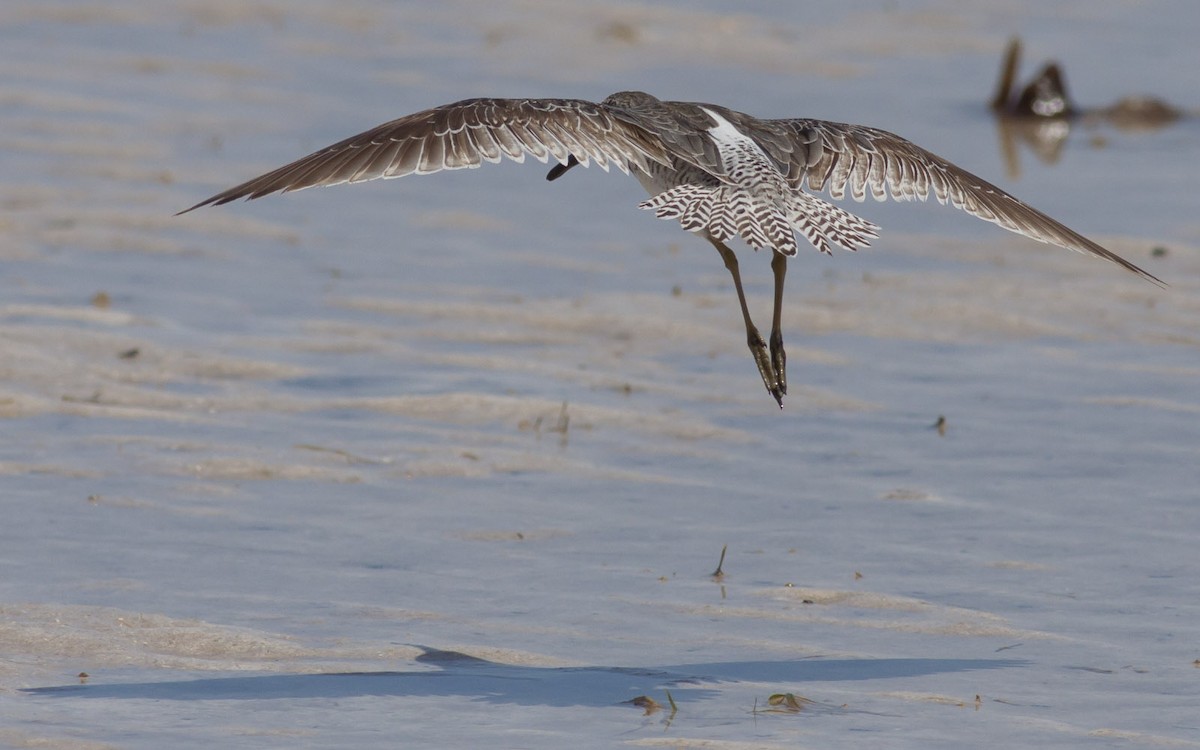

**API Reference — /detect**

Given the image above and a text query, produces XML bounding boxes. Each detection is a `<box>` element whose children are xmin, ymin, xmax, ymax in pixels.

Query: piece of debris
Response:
<box><xmin>711</xmin><ymin>544</ymin><xmax>727</xmax><ymax>580</ymax></box>
<box><xmin>625</xmin><ymin>695</ymin><xmax>661</xmax><ymax>714</ymax></box>
<box><xmin>764</xmin><ymin>692</ymin><xmax>815</xmax><ymax>713</ymax></box>
<box><xmin>989</xmin><ymin>37</ymin><xmax>1187</xmax><ymax>177</ymax></box>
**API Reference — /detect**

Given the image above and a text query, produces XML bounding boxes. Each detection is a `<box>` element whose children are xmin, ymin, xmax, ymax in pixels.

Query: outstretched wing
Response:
<box><xmin>748</xmin><ymin>118</ymin><xmax>1163</xmax><ymax>285</ymax></box>
<box><xmin>179</xmin><ymin>97</ymin><xmax>671</xmax><ymax>214</ymax></box>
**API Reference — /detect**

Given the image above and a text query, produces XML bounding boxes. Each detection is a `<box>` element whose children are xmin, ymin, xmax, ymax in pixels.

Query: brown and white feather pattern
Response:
<box><xmin>750</xmin><ymin>117</ymin><xmax>1159</xmax><ymax>282</ymax></box>
<box><xmin>637</xmin><ymin>106</ymin><xmax>880</xmax><ymax>256</ymax></box>
<box><xmin>180</xmin><ymin>91</ymin><xmax>1160</xmax><ymax>287</ymax></box>
<box><xmin>180</xmin><ymin>97</ymin><xmax>672</xmax><ymax>209</ymax></box>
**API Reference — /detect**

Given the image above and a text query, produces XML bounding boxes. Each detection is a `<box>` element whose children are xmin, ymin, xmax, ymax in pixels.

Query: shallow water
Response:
<box><xmin>2</xmin><ymin>1</ymin><xmax>1199</xmax><ymax>748</ymax></box>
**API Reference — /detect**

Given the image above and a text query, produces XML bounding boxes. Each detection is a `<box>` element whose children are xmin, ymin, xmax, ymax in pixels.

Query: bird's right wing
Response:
<box><xmin>753</xmin><ymin>118</ymin><xmax>1163</xmax><ymax>285</ymax></box>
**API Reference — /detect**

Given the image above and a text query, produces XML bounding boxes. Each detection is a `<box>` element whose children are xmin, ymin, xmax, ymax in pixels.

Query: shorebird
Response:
<box><xmin>181</xmin><ymin>91</ymin><xmax>1161</xmax><ymax>407</ymax></box>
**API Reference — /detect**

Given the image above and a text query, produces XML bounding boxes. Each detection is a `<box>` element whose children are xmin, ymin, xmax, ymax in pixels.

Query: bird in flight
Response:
<box><xmin>180</xmin><ymin>91</ymin><xmax>1161</xmax><ymax>407</ymax></box>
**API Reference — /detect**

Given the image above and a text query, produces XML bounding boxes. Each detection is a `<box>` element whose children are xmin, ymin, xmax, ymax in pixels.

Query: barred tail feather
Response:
<box><xmin>788</xmin><ymin>191</ymin><xmax>880</xmax><ymax>255</ymax></box>
<box><xmin>640</xmin><ymin>184</ymin><xmax>880</xmax><ymax>258</ymax></box>
<box><xmin>640</xmin><ymin>185</ymin><xmax>798</xmax><ymax>255</ymax></box>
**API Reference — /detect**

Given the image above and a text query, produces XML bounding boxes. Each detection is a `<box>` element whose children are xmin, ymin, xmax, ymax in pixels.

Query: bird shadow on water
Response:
<box><xmin>25</xmin><ymin>647</ymin><xmax>1024</xmax><ymax>706</ymax></box>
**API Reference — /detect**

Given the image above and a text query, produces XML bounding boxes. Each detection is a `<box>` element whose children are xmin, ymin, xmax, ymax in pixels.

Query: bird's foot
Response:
<box><xmin>769</xmin><ymin>329</ymin><xmax>787</xmax><ymax>401</ymax></box>
<box><xmin>749</xmin><ymin>332</ymin><xmax>786</xmax><ymax>409</ymax></box>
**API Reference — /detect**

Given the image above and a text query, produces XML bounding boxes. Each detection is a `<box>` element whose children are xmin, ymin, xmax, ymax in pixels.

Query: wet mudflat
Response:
<box><xmin>1</xmin><ymin>2</ymin><xmax>1198</xmax><ymax>747</ymax></box>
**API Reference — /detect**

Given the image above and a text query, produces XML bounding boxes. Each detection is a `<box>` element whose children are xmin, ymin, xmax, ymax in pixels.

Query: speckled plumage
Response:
<box><xmin>182</xmin><ymin>91</ymin><xmax>1160</xmax><ymax>407</ymax></box>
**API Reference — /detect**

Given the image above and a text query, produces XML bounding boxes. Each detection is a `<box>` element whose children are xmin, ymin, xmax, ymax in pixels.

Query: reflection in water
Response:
<box><xmin>989</xmin><ymin>38</ymin><xmax>1187</xmax><ymax>178</ymax></box>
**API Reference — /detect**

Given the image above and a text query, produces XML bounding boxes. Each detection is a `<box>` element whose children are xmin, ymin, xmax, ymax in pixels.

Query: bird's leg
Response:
<box><xmin>769</xmin><ymin>250</ymin><xmax>788</xmax><ymax>398</ymax></box>
<box><xmin>707</xmin><ymin>238</ymin><xmax>784</xmax><ymax>408</ymax></box>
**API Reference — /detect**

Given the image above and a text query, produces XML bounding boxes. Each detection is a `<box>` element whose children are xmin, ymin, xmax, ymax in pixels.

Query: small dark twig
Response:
<box><xmin>711</xmin><ymin>544</ymin><xmax>728</xmax><ymax>580</ymax></box>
